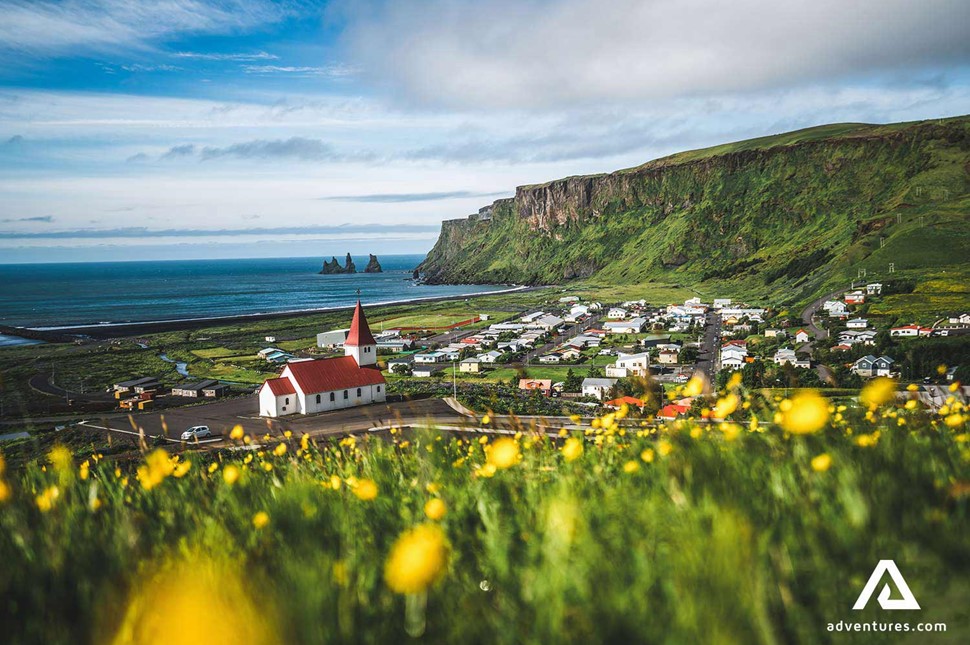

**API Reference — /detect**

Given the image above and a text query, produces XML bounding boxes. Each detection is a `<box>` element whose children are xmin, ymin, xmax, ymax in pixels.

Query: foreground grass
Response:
<box><xmin>1</xmin><ymin>382</ymin><xmax>969</xmax><ymax>644</ymax></box>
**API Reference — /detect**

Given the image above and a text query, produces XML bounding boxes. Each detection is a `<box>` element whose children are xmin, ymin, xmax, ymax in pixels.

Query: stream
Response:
<box><xmin>159</xmin><ymin>353</ymin><xmax>190</xmax><ymax>377</ymax></box>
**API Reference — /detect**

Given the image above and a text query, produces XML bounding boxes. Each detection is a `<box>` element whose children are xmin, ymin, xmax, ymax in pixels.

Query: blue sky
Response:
<box><xmin>1</xmin><ymin>0</ymin><xmax>968</xmax><ymax>263</ymax></box>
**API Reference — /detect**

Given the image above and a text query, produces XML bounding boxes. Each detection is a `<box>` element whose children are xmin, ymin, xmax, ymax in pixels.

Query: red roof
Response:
<box><xmin>724</xmin><ymin>339</ymin><xmax>747</xmax><ymax>347</ymax></box>
<box><xmin>605</xmin><ymin>396</ymin><xmax>644</xmax><ymax>408</ymax></box>
<box><xmin>262</xmin><ymin>377</ymin><xmax>296</xmax><ymax>396</ymax></box>
<box><xmin>345</xmin><ymin>300</ymin><xmax>377</xmax><ymax>347</ymax></box>
<box><xmin>282</xmin><ymin>357</ymin><xmax>384</xmax><ymax>394</ymax></box>
<box><xmin>657</xmin><ymin>404</ymin><xmax>689</xmax><ymax>419</ymax></box>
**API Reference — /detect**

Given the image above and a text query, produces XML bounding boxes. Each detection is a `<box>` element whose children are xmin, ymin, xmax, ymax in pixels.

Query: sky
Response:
<box><xmin>0</xmin><ymin>0</ymin><xmax>968</xmax><ymax>264</ymax></box>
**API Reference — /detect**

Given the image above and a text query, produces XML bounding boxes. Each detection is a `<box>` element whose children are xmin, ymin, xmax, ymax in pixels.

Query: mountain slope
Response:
<box><xmin>418</xmin><ymin>116</ymin><xmax>970</xmax><ymax>304</ymax></box>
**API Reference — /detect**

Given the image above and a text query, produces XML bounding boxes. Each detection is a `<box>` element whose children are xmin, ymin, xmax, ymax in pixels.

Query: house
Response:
<box><xmin>604</xmin><ymin>396</ymin><xmax>644</xmax><ymax>410</ymax></box>
<box><xmin>657</xmin><ymin>349</ymin><xmax>679</xmax><ymax>365</ymax></box>
<box><xmin>538</xmin><ymin>353</ymin><xmax>562</xmax><ymax>364</ymax></box>
<box><xmin>519</xmin><ymin>379</ymin><xmax>553</xmax><ymax>396</ymax></box>
<box><xmin>459</xmin><ymin>357</ymin><xmax>481</xmax><ymax>373</ymax></box>
<box><xmin>412</xmin><ymin>365</ymin><xmax>445</xmax><ymax>378</ymax></box>
<box><xmin>764</xmin><ymin>329</ymin><xmax>785</xmax><ymax>338</ymax></box>
<box><xmin>478</xmin><ymin>350</ymin><xmax>504</xmax><ymax>364</ymax></box>
<box><xmin>656</xmin><ymin>403</ymin><xmax>690</xmax><ymax>421</ymax></box>
<box><xmin>851</xmin><ymin>355</ymin><xmax>895</xmax><ymax>378</ymax></box>
<box><xmin>866</xmin><ymin>283</ymin><xmax>883</xmax><ymax>295</ymax></box>
<box><xmin>386</xmin><ymin>356</ymin><xmax>413</xmax><ymax>373</ymax></box>
<box><xmin>258</xmin><ymin>301</ymin><xmax>386</xmax><ymax>417</ymax></box>
<box><xmin>794</xmin><ymin>329</ymin><xmax>811</xmax><ymax>344</ymax></box>
<box><xmin>263</xmin><ymin>350</ymin><xmax>293</xmax><ymax>364</ymax></box>
<box><xmin>890</xmin><ymin>324</ymin><xmax>930</xmax><ymax>337</ymax></box>
<box><xmin>844</xmin><ymin>291</ymin><xmax>866</xmax><ymax>305</ymax></box>
<box><xmin>414</xmin><ymin>351</ymin><xmax>447</xmax><ymax>363</ymax></box>
<box><xmin>316</xmin><ymin>329</ymin><xmax>350</xmax><ymax>348</ymax></box>
<box><xmin>264</xmin><ymin>335</ymin><xmax>276</xmax><ymax>343</ymax></box>
<box><xmin>846</xmin><ymin>318</ymin><xmax>869</xmax><ymax>329</ymax></box>
<box><xmin>534</xmin><ymin>314</ymin><xmax>565</xmax><ymax>331</ymax></box>
<box><xmin>582</xmin><ymin>377</ymin><xmax>618</xmax><ymax>400</ymax></box>
<box><xmin>824</xmin><ymin>301</ymin><xmax>849</xmax><ymax>317</ymax></box>
<box><xmin>721</xmin><ymin>355</ymin><xmax>746</xmax><ymax>370</ymax></box>
<box><xmin>113</xmin><ymin>377</ymin><xmax>161</xmax><ymax>394</ymax></box>
<box><xmin>713</xmin><ymin>298</ymin><xmax>732</xmax><ymax>309</ymax></box>
<box><xmin>615</xmin><ymin>351</ymin><xmax>650</xmax><ymax>376</ymax></box>
<box><xmin>202</xmin><ymin>383</ymin><xmax>230</xmax><ymax>398</ymax></box>
<box><xmin>257</xmin><ymin>347</ymin><xmax>283</xmax><ymax>359</ymax></box>
<box><xmin>607</xmin><ymin>307</ymin><xmax>628</xmax><ymax>319</ymax></box>
<box><xmin>773</xmin><ymin>348</ymin><xmax>798</xmax><ymax>366</ymax></box>
<box><xmin>521</xmin><ymin>311</ymin><xmax>546</xmax><ymax>324</ymax></box>
<box><xmin>948</xmin><ymin>313</ymin><xmax>970</xmax><ymax>325</ymax></box>
<box><xmin>603</xmin><ymin>318</ymin><xmax>647</xmax><ymax>334</ymax></box>
<box><xmin>831</xmin><ymin>344</ymin><xmax>852</xmax><ymax>352</ymax></box>
<box><xmin>172</xmin><ymin>379</ymin><xmax>220</xmax><ymax>398</ymax></box>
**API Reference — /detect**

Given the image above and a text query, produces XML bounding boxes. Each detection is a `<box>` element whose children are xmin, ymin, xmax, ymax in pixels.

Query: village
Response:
<box><xmin>96</xmin><ymin>280</ymin><xmax>970</xmax><ymax>438</ymax></box>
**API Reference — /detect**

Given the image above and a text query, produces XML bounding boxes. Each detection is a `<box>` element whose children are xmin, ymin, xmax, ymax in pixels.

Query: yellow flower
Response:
<box><xmin>79</xmin><ymin>460</ymin><xmax>90</xmax><ymax>481</ymax></box>
<box><xmin>353</xmin><ymin>478</ymin><xmax>378</xmax><ymax>501</ymax></box>
<box><xmin>561</xmin><ymin>437</ymin><xmax>583</xmax><ymax>462</ymax></box>
<box><xmin>569</xmin><ymin>414</ymin><xmax>581</xmax><ymax>423</ymax></box>
<box><xmin>252</xmin><ymin>511</ymin><xmax>270</xmax><ymax>529</ymax></box>
<box><xmin>300</xmin><ymin>434</ymin><xmax>310</xmax><ymax>451</ymax></box>
<box><xmin>208</xmin><ymin>462</ymin><xmax>219</xmax><ymax>474</ymax></box>
<box><xmin>35</xmin><ymin>485</ymin><xmax>60</xmax><ymax>512</ymax></box>
<box><xmin>283</xmin><ymin>430</ymin><xmax>292</xmax><ymax>438</ymax></box>
<box><xmin>719</xmin><ymin>422</ymin><xmax>741</xmax><ymax>442</ymax></box>
<box><xmin>657</xmin><ymin>439</ymin><xmax>673</xmax><ymax>456</ymax></box>
<box><xmin>0</xmin><ymin>452</ymin><xmax>5</xmax><ymax>476</ymax></box>
<box><xmin>904</xmin><ymin>399</ymin><xmax>918</xmax><ymax>410</ymax></box>
<box><xmin>780</xmin><ymin>391</ymin><xmax>829</xmax><ymax>435</ymax></box>
<box><xmin>0</xmin><ymin>479</ymin><xmax>11</xmax><ymax>504</ymax></box>
<box><xmin>860</xmin><ymin>378</ymin><xmax>896</xmax><ymax>408</ymax></box>
<box><xmin>273</xmin><ymin>443</ymin><xmax>287</xmax><ymax>457</ymax></box>
<box><xmin>640</xmin><ymin>448</ymin><xmax>655</xmax><ymax>463</ymax></box>
<box><xmin>622</xmin><ymin>460</ymin><xmax>640</xmax><ymax>474</ymax></box>
<box><xmin>726</xmin><ymin>372</ymin><xmax>743</xmax><ymax>390</ymax></box>
<box><xmin>425</xmin><ymin>482</ymin><xmax>441</xmax><ymax>494</ymax></box>
<box><xmin>945</xmin><ymin>414</ymin><xmax>965</xmax><ymax>428</ymax></box>
<box><xmin>173</xmin><ymin>460</ymin><xmax>191</xmax><ymax>478</ymax></box>
<box><xmin>329</xmin><ymin>475</ymin><xmax>342</xmax><ymax>490</ymax></box>
<box><xmin>384</xmin><ymin>524</ymin><xmax>449</xmax><ymax>594</ymax></box>
<box><xmin>48</xmin><ymin>445</ymin><xmax>72</xmax><ymax>473</ymax></box>
<box><xmin>137</xmin><ymin>449</ymin><xmax>174</xmax><ymax>490</ymax></box>
<box><xmin>223</xmin><ymin>465</ymin><xmax>240</xmax><ymax>486</ymax></box>
<box><xmin>683</xmin><ymin>374</ymin><xmax>705</xmax><ymax>397</ymax></box>
<box><xmin>811</xmin><ymin>453</ymin><xmax>832</xmax><ymax>472</ymax></box>
<box><xmin>950</xmin><ymin>381</ymin><xmax>961</xmax><ymax>393</ymax></box>
<box><xmin>261</xmin><ymin>462</ymin><xmax>274</xmax><ymax>472</ymax></box>
<box><xmin>227</xmin><ymin>424</ymin><xmax>243</xmax><ymax>441</ymax></box>
<box><xmin>855</xmin><ymin>432</ymin><xmax>880</xmax><ymax>447</ymax></box>
<box><xmin>424</xmin><ymin>498</ymin><xmax>447</xmax><ymax>521</ymax></box>
<box><xmin>487</xmin><ymin>438</ymin><xmax>519</xmax><ymax>470</ymax></box>
<box><xmin>475</xmin><ymin>463</ymin><xmax>497</xmax><ymax>478</ymax></box>
<box><xmin>713</xmin><ymin>393</ymin><xmax>739</xmax><ymax>419</ymax></box>
<box><xmin>481</xmin><ymin>414</ymin><xmax>491</xmax><ymax>425</ymax></box>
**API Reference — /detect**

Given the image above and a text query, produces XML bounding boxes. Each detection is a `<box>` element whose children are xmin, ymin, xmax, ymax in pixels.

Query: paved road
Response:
<box><xmin>523</xmin><ymin>314</ymin><xmax>604</xmax><ymax>363</ymax></box>
<box><xmin>693</xmin><ymin>314</ymin><xmax>721</xmax><ymax>386</ymax></box>
<box><xmin>799</xmin><ymin>287</ymin><xmax>849</xmax><ymax>385</ymax></box>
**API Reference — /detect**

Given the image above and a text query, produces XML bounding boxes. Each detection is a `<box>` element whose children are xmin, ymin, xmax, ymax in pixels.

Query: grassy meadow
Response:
<box><xmin>1</xmin><ymin>379</ymin><xmax>968</xmax><ymax>644</ymax></box>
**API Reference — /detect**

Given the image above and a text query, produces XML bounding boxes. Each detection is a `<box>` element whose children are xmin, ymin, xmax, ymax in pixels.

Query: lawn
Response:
<box><xmin>1</xmin><ymin>383</ymin><xmax>968</xmax><ymax>642</ymax></box>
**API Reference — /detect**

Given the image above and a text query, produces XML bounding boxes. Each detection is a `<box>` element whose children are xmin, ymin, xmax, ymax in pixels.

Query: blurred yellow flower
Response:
<box><xmin>223</xmin><ymin>465</ymin><xmax>240</xmax><ymax>486</ymax></box>
<box><xmin>481</xmin><ymin>414</ymin><xmax>491</xmax><ymax>425</ymax></box>
<box><xmin>48</xmin><ymin>445</ymin><xmax>72</xmax><ymax>473</ymax></box>
<box><xmin>79</xmin><ymin>460</ymin><xmax>90</xmax><ymax>481</ymax></box>
<box><xmin>354</xmin><ymin>479</ymin><xmax>378</xmax><ymax>501</ymax></box>
<box><xmin>622</xmin><ymin>460</ymin><xmax>640</xmax><ymax>474</ymax></box>
<box><xmin>229</xmin><ymin>424</ymin><xmax>244</xmax><ymax>440</ymax></box>
<box><xmin>273</xmin><ymin>443</ymin><xmax>287</xmax><ymax>457</ymax></box>
<box><xmin>137</xmin><ymin>449</ymin><xmax>174</xmax><ymax>490</ymax></box>
<box><xmin>173</xmin><ymin>460</ymin><xmax>191</xmax><ymax>478</ymax></box>
<box><xmin>860</xmin><ymin>378</ymin><xmax>896</xmax><ymax>408</ymax></box>
<box><xmin>300</xmin><ymin>434</ymin><xmax>310</xmax><ymax>451</ymax></box>
<box><xmin>384</xmin><ymin>524</ymin><xmax>449</xmax><ymax>595</ymax></box>
<box><xmin>683</xmin><ymin>375</ymin><xmax>705</xmax><ymax>397</ymax></box>
<box><xmin>811</xmin><ymin>453</ymin><xmax>832</xmax><ymax>472</ymax></box>
<box><xmin>904</xmin><ymin>399</ymin><xmax>918</xmax><ymax>410</ymax></box>
<box><xmin>855</xmin><ymin>432</ymin><xmax>880</xmax><ymax>447</ymax></box>
<box><xmin>424</xmin><ymin>498</ymin><xmax>447</xmax><ymax>520</ymax></box>
<box><xmin>35</xmin><ymin>485</ymin><xmax>60</xmax><ymax>512</ymax></box>
<box><xmin>945</xmin><ymin>414</ymin><xmax>965</xmax><ymax>428</ymax></box>
<box><xmin>561</xmin><ymin>437</ymin><xmax>583</xmax><ymax>462</ymax></box>
<box><xmin>713</xmin><ymin>393</ymin><xmax>739</xmax><ymax>419</ymax></box>
<box><xmin>208</xmin><ymin>462</ymin><xmax>219</xmax><ymax>474</ymax></box>
<box><xmin>781</xmin><ymin>391</ymin><xmax>829</xmax><ymax>435</ymax></box>
<box><xmin>0</xmin><ymin>479</ymin><xmax>11</xmax><ymax>504</ymax></box>
<box><xmin>487</xmin><ymin>438</ymin><xmax>519</xmax><ymax>470</ymax></box>
<box><xmin>252</xmin><ymin>511</ymin><xmax>270</xmax><ymax>529</ymax></box>
<box><xmin>657</xmin><ymin>439</ymin><xmax>673</xmax><ymax>457</ymax></box>
<box><xmin>640</xmin><ymin>448</ymin><xmax>655</xmax><ymax>463</ymax></box>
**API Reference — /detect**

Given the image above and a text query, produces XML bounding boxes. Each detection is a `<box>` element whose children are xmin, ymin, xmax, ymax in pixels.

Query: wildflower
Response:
<box><xmin>950</xmin><ymin>381</ymin><xmax>961</xmax><ymax>393</ymax></box>
<box><xmin>137</xmin><ymin>449</ymin><xmax>174</xmax><ymax>490</ymax></box>
<box><xmin>229</xmin><ymin>424</ymin><xmax>244</xmax><ymax>440</ymax></box>
<box><xmin>79</xmin><ymin>460</ymin><xmax>90</xmax><ymax>481</ymax></box>
<box><xmin>726</xmin><ymin>372</ymin><xmax>743</xmax><ymax>390</ymax></box>
<box><xmin>945</xmin><ymin>414</ymin><xmax>965</xmax><ymax>428</ymax></box>
<box><xmin>623</xmin><ymin>460</ymin><xmax>640</xmax><ymax>474</ymax></box>
<box><xmin>223</xmin><ymin>465</ymin><xmax>240</xmax><ymax>486</ymax></box>
<box><xmin>657</xmin><ymin>439</ymin><xmax>673</xmax><ymax>457</ymax></box>
<box><xmin>487</xmin><ymin>438</ymin><xmax>519</xmax><ymax>470</ymax></box>
<box><xmin>208</xmin><ymin>462</ymin><xmax>219</xmax><ymax>474</ymax></box>
<box><xmin>860</xmin><ymin>378</ymin><xmax>896</xmax><ymax>408</ymax></box>
<box><xmin>719</xmin><ymin>423</ymin><xmax>741</xmax><ymax>442</ymax></box>
<box><xmin>640</xmin><ymin>448</ymin><xmax>655</xmax><ymax>463</ymax></box>
<box><xmin>683</xmin><ymin>375</ymin><xmax>705</xmax><ymax>397</ymax></box>
<box><xmin>713</xmin><ymin>393</ymin><xmax>739</xmax><ymax>419</ymax></box>
<box><xmin>284</xmin><ymin>430</ymin><xmax>292</xmax><ymax>438</ymax></box>
<box><xmin>780</xmin><ymin>391</ymin><xmax>829</xmax><ymax>435</ymax></box>
<box><xmin>904</xmin><ymin>399</ymin><xmax>918</xmax><ymax>410</ymax></box>
<box><xmin>35</xmin><ymin>485</ymin><xmax>60</xmax><ymax>512</ymax></box>
<box><xmin>273</xmin><ymin>443</ymin><xmax>287</xmax><ymax>457</ymax></box>
<box><xmin>474</xmin><ymin>463</ymin><xmax>497</xmax><ymax>478</ymax></box>
<box><xmin>300</xmin><ymin>434</ymin><xmax>310</xmax><ymax>451</ymax></box>
<box><xmin>0</xmin><ymin>480</ymin><xmax>10</xmax><ymax>504</ymax></box>
<box><xmin>252</xmin><ymin>511</ymin><xmax>270</xmax><ymax>529</ymax></box>
<box><xmin>569</xmin><ymin>414</ymin><xmax>581</xmax><ymax>423</ymax></box>
<box><xmin>424</xmin><ymin>498</ymin><xmax>447</xmax><ymax>521</ymax></box>
<box><xmin>384</xmin><ymin>524</ymin><xmax>449</xmax><ymax>594</ymax></box>
<box><xmin>481</xmin><ymin>414</ymin><xmax>491</xmax><ymax>425</ymax></box>
<box><xmin>855</xmin><ymin>432</ymin><xmax>880</xmax><ymax>447</ymax></box>
<box><xmin>811</xmin><ymin>453</ymin><xmax>832</xmax><ymax>472</ymax></box>
<box><xmin>426</xmin><ymin>482</ymin><xmax>441</xmax><ymax>494</ymax></box>
<box><xmin>561</xmin><ymin>437</ymin><xmax>583</xmax><ymax>462</ymax></box>
<box><xmin>48</xmin><ymin>445</ymin><xmax>72</xmax><ymax>473</ymax></box>
<box><xmin>353</xmin><ymin>478</ymin><xmax>379</xmax><ymax>500</ymax></box>
<box><xmin>329</xmin><ymin>475</ymin><xmax>342</xmax><ymax>490</ymax></box>
<box><xmin>261</xmin><ymin>462</ymin><xmax>274</xmax><ymax>472</ymax></box>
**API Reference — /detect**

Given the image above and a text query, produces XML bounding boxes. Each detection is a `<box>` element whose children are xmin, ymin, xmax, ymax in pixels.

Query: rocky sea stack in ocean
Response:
<box><xmin>319</xmin><ymin>253</ymin><xmax>383</xmax><ymax>274</ymax></box>
<box><xmin>364</xmin><ymin>254</ymin><xmax>383</xmax><ymax>273</ymax></box>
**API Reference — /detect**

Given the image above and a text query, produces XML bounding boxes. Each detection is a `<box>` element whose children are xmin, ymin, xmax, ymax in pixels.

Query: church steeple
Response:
<box><xmin>344</xmin><ymin>300</ymin><xmax>377</xmax><ymax>366</ymax></box>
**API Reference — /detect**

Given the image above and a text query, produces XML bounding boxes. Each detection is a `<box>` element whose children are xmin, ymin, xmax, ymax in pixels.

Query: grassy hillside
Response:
<box><xmin>419</xmin><ymin>116</ymin><xmax>970</xmax><ymax>308</ymax></box>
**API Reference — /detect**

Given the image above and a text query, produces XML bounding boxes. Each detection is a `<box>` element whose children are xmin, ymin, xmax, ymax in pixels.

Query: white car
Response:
<box><xmin>180</xmin><ymin>425</ymin><xmax>212</xmax><ymax>441</ymax></box>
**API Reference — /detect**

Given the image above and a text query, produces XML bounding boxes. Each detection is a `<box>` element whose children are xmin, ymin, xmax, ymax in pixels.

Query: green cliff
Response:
<box><xmin>418</xmin><ymin>116</ymin><xmax>970</xmax><ymax>302</ymax></box>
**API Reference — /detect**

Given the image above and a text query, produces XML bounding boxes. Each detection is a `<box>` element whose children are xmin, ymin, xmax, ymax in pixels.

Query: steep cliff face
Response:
<box><xmin>418</xmin><ymin>117</ymin><xmax>970</xmax><ymax>289</ymax></box>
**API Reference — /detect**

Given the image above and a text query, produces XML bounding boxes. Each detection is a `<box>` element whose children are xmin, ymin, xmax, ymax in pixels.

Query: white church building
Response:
<box><xmin>258</xmin><ymin>301</ymin><xmax>387</xmax><ymax>417</ymax></box>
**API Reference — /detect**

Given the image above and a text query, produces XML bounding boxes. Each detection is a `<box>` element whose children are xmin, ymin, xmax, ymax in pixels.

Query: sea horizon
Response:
<box><xmin>0</xmin><ymin>255</ymin><xmax>512</xmax><ymax>330</ymax></box>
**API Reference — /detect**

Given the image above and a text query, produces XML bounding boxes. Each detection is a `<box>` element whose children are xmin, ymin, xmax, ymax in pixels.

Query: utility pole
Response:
<box><xmin>880</xmin><ymin>237</ymin><xmax>885</xmax><ymax>249</ymax></box>
<box><xmin>889</xmin><ymin>263</ymin><xmax>895</xmax><ymax>274</ymax></box>
<box><xmin>452</xmin><ymin>361</ymin><xmax>457</xmax><ymax>398</ymax></box>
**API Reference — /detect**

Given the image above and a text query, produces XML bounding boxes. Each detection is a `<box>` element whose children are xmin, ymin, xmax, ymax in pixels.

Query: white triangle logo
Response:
<box><xmin>852</xmin><ymin>560</ymin><xmax>920</xmax><ymax>610</ymax></box>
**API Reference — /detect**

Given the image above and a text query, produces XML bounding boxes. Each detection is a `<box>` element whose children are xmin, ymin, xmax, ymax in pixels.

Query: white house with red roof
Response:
<box><xmin>258</xmin><ymin>301</ymin><xmax>386</xmax><ymax>417</ymax></box>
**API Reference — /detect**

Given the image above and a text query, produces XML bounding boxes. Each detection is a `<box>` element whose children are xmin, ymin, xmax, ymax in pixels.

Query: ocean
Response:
<box><xmin>0</xmin><ymin>255</ymin><xmax>512</xmax><ymax>331</ymax></box>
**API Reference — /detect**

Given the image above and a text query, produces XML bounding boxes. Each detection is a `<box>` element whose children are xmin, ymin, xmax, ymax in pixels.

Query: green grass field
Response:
<box><xmin>1</xmin><ymin>383</ymin><xmax>967</xmax><ymax>643</ymax></box>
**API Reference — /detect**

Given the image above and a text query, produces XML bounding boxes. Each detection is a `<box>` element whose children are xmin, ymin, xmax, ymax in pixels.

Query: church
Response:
<box><xmin>258</xmin><ymin>300</ymin><xmax>387</xmax><ymax>417</ymax></box>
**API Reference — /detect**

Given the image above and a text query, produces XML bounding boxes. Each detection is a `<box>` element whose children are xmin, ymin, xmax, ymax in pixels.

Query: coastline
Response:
<box><xmin>8</xmin><ymin>285</ymin><xmax>540</xmax><ymax>341</ymax></box>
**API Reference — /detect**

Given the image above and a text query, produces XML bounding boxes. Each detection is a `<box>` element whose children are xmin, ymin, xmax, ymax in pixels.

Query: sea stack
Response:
<box><xmin>364</xmin><ymin>254</ymin><xmax>383</xmax><ymax>273</ymax></box>
<box><xmin>319</xmin><ymin>254</ymin><xmax>357</xmax><ymax>274</ymax></box>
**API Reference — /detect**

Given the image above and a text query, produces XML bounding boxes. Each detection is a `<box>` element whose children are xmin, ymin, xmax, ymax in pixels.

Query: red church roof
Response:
<box><xmin>345</xmin><ymin>300</ymin><xmax>377</xmax><ymax>347</ymax></box>
<box><xmin>262</xmin><ymin>377</ymin><xmax>296</xmax><ymax>396</ymax></box>
<box><xmin>283</xmin><ymin>357</ymin><xmax>384</xmax><ymax>394</ymax></box>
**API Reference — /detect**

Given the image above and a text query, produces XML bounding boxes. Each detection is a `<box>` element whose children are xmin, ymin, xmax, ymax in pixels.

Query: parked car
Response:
<box><xmin>180</xmin><ymin>425</ymin><xmax>212</xmax><ymax>441</ymax></box>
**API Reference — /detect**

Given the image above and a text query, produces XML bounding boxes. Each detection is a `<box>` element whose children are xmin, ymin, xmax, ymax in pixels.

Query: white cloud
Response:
<box><xmin>343</xmin><ymin>0</ymin><xmax>970</xmax><ymax>109</ymax></box>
